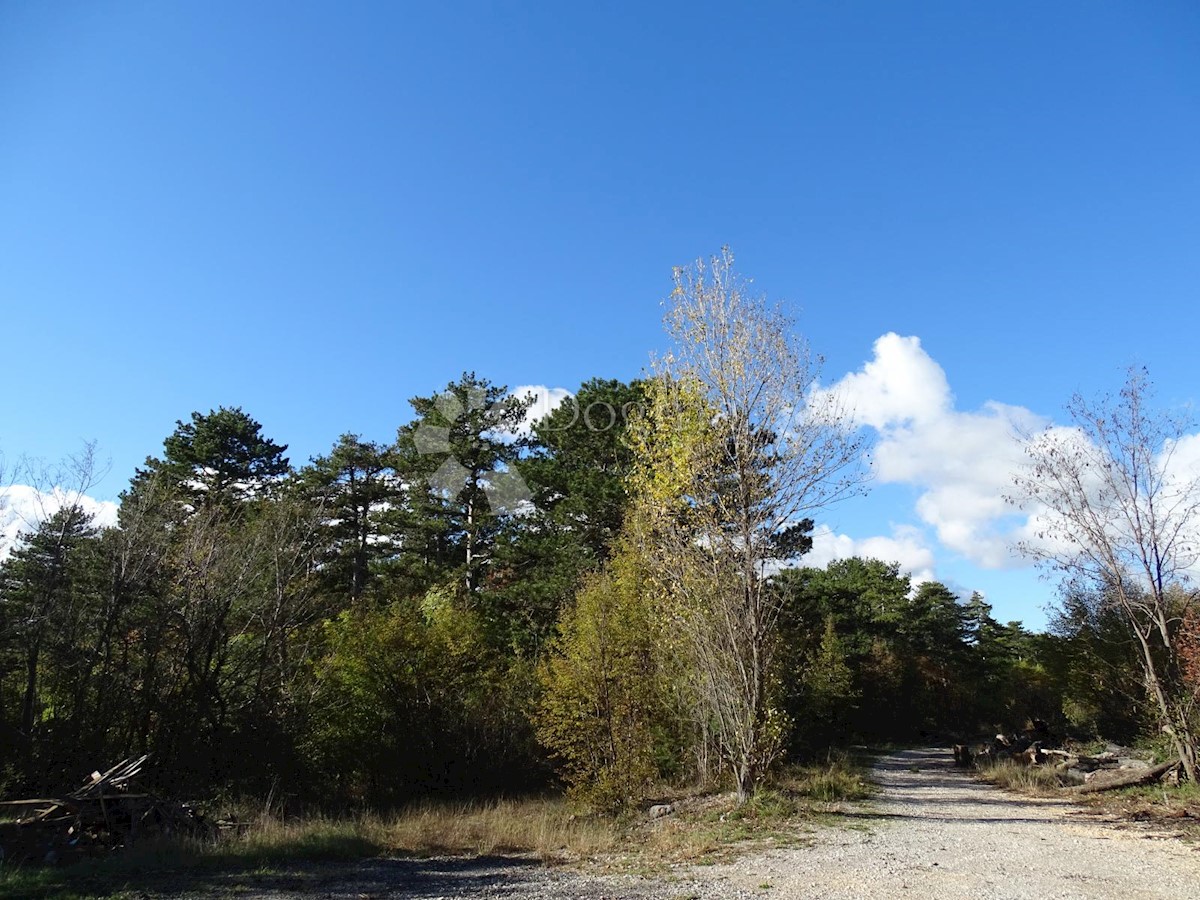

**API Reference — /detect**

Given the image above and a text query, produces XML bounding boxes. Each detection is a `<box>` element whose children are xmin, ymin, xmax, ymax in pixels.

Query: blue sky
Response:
<box><xmin>2</xmin><ymin>1</ymin><xmax>1198</xmax><ymax>628</ymax></box>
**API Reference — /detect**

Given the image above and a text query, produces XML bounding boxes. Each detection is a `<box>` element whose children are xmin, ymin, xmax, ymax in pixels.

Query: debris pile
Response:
<box><xmin>971</xmin><ymin>730</ymin><xmax>1181</xmax><ymax>793</ymax></box>
<box><xmin>0</xmin><ymin>755</ymin><xmax>213</xmax><ymax>866</ymax></box>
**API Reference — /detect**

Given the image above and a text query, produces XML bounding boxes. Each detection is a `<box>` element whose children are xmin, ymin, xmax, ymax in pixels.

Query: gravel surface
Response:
<box><xmin>695</xmin><ymin>747</ymin><xmax>1200</xmax><ymax>899</ymax></box>
<box><xmin>167</xmin><ymin>748</ymin><xmax>1200</xmax><ymax>898</ymax></box>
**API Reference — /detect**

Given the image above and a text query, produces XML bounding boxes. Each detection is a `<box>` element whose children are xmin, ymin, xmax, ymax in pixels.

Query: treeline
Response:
<box><xmin>0</xmin><ymin>374</ymin><xmax>1022</xmax><ymax>811</ymax></box>
<box><xmin>3</xmin><ymin>254</ymin><xmax>1196</xmax><ymax>811</ymax></box>
<box><xmin>0</xmin><ymin>374</ymin><xmax>646</xmax><ymax>805</ymax></box>
<box><xmin>0</xmin><ymin>378</ymin><xmax>1177</xmax><ymax>811</ymax></box>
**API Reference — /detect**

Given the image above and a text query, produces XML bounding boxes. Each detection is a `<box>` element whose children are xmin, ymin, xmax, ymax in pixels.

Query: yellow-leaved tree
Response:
<box><xmin>627</xmin><ymin>248</ymin><xmax>868</xmax><ymax>803</ymax></box>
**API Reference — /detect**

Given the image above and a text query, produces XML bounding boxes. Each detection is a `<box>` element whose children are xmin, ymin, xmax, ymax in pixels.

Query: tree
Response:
<box><xmin>1044</xmin><ymin>585</ymin><xmax>1145</xmax><ymax>741</ymax></box>
<box><xmin>522</xmin><ymin>378</ymin><xmax>646</xmax><ymax>560</ymax></box>
<box><xmin>137</xmin><ymin>407</ymin><xmax>290</xmax><ymax>506</ymax></box>
<box><xmin>1011</xmin><ymin>368</ymin><xmax>1200</xmax><ymax>779</ymax></box>
<box><xmin>393</xmin><ymin>374</ymin><xmax>533</xmax><ymax>596</ymax></box>
<box><xmin>485</xmin><ymin>378</ymin><xmax>647</xmax><ymax>654</ymax></box>
<box><xmin>773</xmin><ymin>561</ymin><xmax>981</xmax><ymax>742</ymax></box>
<box><xmin>629</xmin><ymin>248</ymin><xmax>867</xmax><ymax>801</ymax></box>
<box><xmin>0</xmin><ymin>505</ymin><xmax>99</xmax><ymax>778</ymax></box>
<box><xmin>301</xmin><ymin>434</ymin><xmax>398</xmax><ymax>603</ymax></box>
<box><xmin>536</xmin><ymin>543</ymin><xmax>665</xmax><ymax>811</ymax></box>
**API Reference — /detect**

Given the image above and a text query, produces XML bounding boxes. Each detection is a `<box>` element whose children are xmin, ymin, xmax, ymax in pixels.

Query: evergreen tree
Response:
<box><xmin>135</xmin><ymin>406</ymin><xmax>290</xmax><ymax>506</ymax></box>
<box><xmin>392</xmin><ymin>373</ymin><xmax>532</xmax><ymax>596</ymax></box>
<box><xmin>301</xmin><ymin>434</ymin><xmax>397</xmax><ymax>603</ymax></box>
<box><xmin>0</xmin><ymin>505</ymin><xmax>100</xmax><ymax>785</ymax></box>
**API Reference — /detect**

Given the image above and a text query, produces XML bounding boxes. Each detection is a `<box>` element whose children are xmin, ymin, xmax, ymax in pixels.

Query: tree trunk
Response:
<box><xmin>1130</xmin><ymin>618</ymin><xmax>1199</xmax><ymax>782</ymax></box>
<box><xmin>1070</xmin><ymin>759</ymin><xmax>1179</xmax><ymax>794</ymax></box>
<box><xmin>735</xmin><ymin>761</ymin><xmax>755</xmax><ymax>804</ymax></box>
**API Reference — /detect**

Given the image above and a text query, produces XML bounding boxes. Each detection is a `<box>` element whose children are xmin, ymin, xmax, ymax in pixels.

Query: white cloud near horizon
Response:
<box><xmin>508</xmin><ymin>384</ymin><xmax>573</xmax><ymax>436</ymax></box>
<box><xmin>804</xmin><ymin>522</ymin><xmax>938</xmax><ymax>586</ymax></box>
<box><xmin>817</xmin><ymin>333</ymin><xmax>1048</xmax><ymax>570</ymax></box>
<box><xmin>0</xmin><ymin>485</ymin><xmax>120</xmax><ymax>561</ymax></box>
<box><xmin>817</xmin><ymin>334</ymin><xmax>1200</xmax><ymax>582</ymax></box>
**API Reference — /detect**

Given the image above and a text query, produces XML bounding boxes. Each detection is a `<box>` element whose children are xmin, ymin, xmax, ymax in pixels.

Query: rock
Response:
<box><xmin>1117</xmin><ymin>758</ymin><xmax>1150</xmax><ymax>770</ymax></box>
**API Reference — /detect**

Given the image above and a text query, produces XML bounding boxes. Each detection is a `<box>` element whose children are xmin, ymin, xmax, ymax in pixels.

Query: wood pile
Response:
<box><xmin>0</xmin><ymin>755</ymin><xmax>213</xmax><ymax>866</ymax></box>
<box><xmin>971</xmin><ymin>731</ymin><xmax>1181</xmax><ymax>793</ymax></box>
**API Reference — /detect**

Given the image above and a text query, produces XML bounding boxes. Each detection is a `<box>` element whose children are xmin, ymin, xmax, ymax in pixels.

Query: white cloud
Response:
<box><xmin>507</xmin><ymin>385</ymin><xmax>573</xmax><ymax>436</ymax></box>
<box><xmin>0</xmin><ymin>485</ymin><xmax>119</xmax><ymax>561</ymax></box>
<box><xmin>825</xmin><ymin>333</ymin><xmax>951</xmax><ymax>429</ymax></box>
<box><xmin>819</xmin><ymin>334</ymin><xmax>1047</xmax><ymax>570</ymax></box>
<box><xmin>804</xmin><ymin>523</ymin><xmax>938</xmax><ymax>585</ymax></box>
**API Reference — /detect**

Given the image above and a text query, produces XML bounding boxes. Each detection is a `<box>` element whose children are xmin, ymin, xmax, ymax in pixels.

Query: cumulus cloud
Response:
<box><xmin>805</xmin><ymin>523</ymin><xmax>938</xmax><ymax>585</ymax></box>
<box><xmin>817</xmin><ymin>334</ymin><xmax>1047</xmax><ymax>570</ymax></box>
<box><xmin>0</xmin><ymin>485</ymin><xmax>119</xmax><ymax>560</ymax></box>
<box><xmin>823</xmin><ymin>333</ymin><xmax>951</xmax><ymax>429</ymax></box>
<box><xmin>507</xmin><ymin>385</ymin><xmax>573</xmax><ymax>436</ymax></box>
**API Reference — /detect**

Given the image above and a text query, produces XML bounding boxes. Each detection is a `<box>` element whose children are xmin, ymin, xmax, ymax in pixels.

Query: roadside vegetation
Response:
<box><xmin>0</xmin><ymin>757</ymin><xmax>870</xmax><ymax>899</ymax></box>
<box><xmin>976</xmin><ymin>758</ymin><xmax>1082</xmax><ymax>796</ymax></box>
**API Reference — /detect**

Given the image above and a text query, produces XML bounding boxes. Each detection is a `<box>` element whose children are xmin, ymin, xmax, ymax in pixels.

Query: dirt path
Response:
<box><xmin>698</xmin><ymin>747</ymin><xmax>1200</xmax><ymax>899</ymax></box>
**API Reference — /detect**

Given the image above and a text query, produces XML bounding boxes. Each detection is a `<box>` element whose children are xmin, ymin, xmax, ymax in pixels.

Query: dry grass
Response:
<box><xmin>372</xmin><ymin>797</ymin><xmax>617</xmax><ymax>858</ymax></box>
<box><xmin>603</xmin><ymin>755</ymin><xmax>874</xmax><ymax>869</ymax></box>
<box><xmin>0</xmin><ymin>799</ymin><xmax>615</xmax><ymax>900</ymax></box>
<box><xmin>0</xmin><ymin>758</ymin><xmax>876</xmax><ymax>897</ymax></box>
<box><xmin>976</xmin><ymin>758</ymin><xmax>1080</xmax><ymax>796</ymax></box>
<box><xmin>1077</xmin><ymin>779</ymin><xmax>1200</xmax><ymax>838</ymax></box>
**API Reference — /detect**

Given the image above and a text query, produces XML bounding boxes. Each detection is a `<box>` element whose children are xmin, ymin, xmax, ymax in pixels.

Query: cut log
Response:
<box><xmin>1069</xmin><ymin>759</ymin><xmax>1179</xmax><ymax>794</ymax></box>
<box><xmin>1043</xmin><ymin>749</ymin><xmax>1075</xmax><ymax>759</ymax></box>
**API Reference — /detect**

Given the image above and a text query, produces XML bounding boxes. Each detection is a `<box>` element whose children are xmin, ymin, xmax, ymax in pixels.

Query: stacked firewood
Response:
<box><xmin>0</xmin><ymin>755</ymin><xmax>213</xmax><ymax>866</ymax></box>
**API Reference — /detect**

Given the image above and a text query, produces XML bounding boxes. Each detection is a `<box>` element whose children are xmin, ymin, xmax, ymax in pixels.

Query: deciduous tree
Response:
<box><xmin>1011</xmin><ymin>368</ymin><xmax>1200</xmax><ymax>779</ymax></box>
<box><xmin>629</xmin><ymin>248</ymin><xmax>867</xmax><ymax>801</ymax></box>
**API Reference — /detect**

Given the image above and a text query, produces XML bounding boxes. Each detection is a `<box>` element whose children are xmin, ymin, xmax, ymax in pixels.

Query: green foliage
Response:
<box><xmin>5</xmin><ymin>367</ymin><xmax>1184</xmax><ymax>823</ymax></box>
<box><xmin>774</xmin><ymin>559</ymin><xmax>1066</xmax><ymax>747</ymax></box>
<box><xmin>0</xmin><ymin>505</ymin><xmax>103</xmax><ymax>788</ymax></box>
<box><xmin>535</xmin><ymin>548</ymin><xmax>666</xmax><ymax>812</ymax></box>
<box><xmin>1043</xmin><ymin>585</ymin><xmax>1148</xmax><ymax>741</ymax></box>
<box><xmin>144</xmin><ymin>406</ymin><xmax>290</xmax><ymax>504</ymax></box>
<box><xmin>792</xmin><ymin>616</ymin><xmax>858</xmax><ymax>748</ymax></box>
<box><xmin>300</xmin><ymin>433</ymin><xmax>398</xmax><ymax>603</ymax></box>
<box><xmin>305</xmin><ymin>586</ymin><xmax>536</xmax><ymax>805</ymax></box>
<box><xmin>523</xmin><ymin>378</ymin><xmax>645</xmax><ymax>560</ymax></box>
<box><xmin>391</xmin><ymin>372</ymin><xmax>532</xmax><ymax>596</ymax></box>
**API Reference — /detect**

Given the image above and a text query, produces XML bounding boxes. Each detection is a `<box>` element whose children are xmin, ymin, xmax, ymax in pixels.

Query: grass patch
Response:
<box><xmin>775</xmin><ymin>758</ymin><xmax>874</xmax><ymax>804</ymax></box>
<box><xmin>976</xmin><ymin>759</ymin><xmax>1080</xmax><ymax>796</ymax></box>
<box><xmin>609</xmin><ymin>753</ymin><xmax>873</xmax><ymax>869</ymax></box>
<box><xmin>375</xmin><ymin>796</ymin><xmax>616</xmax><ymax>858</ymax></box>
<box><xmin>0</xmin><ymin>817</ymin><xmax>382</xmax><ymax>900</ymax></box>
<box><xmin>1077</xmin><ymin>778</ymin><xmax>1200</xmax><ymax>838</ymax></box>
<box><xmin>0</xmin><ymin>757</ymin><xmax>875</xmax><ymax>896</ymax></box>
<box><xmin>0</xmin><ymin>799</ymin><xmax>616</xmax><ymax>899</ymax></box>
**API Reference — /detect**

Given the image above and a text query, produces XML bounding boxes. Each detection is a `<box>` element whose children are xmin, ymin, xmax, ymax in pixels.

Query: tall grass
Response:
<box><xmin>0</xmin><ymin>798</ymin><xmax>616</xmax><ymax>899</ymax></box>
<box><xmin>373</xmin><ymin>797</ymin><xmax>616</xmax><ymax>857</ymax></box>
<box><xmin>0</xmin><ymin>759</ymin><xmax>874</xmax><ymax>897</ymax></box>
<box><xmin>775</xmin><ymin>758</ymin><xmax>875</xmax><ymax>803</ymax></box>
<box><xmin>977</xmin><ymin>759</ymin><xmax>1080</xmax><ymax>796</ymax></box>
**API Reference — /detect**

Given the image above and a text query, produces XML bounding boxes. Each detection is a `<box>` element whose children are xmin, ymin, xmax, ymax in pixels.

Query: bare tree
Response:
<box><xmin>629</xmin><ymin>248</ymin><xmax>868</xmax><ymax>801</ymax></box>
<box><xmin>1011</xmin><ymin>368</ymin><xmax>1200</xmax><ymax>780</ymax></box>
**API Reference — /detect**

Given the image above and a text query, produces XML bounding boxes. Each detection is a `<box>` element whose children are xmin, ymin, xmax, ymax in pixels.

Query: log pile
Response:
<box><xmin>0</xmin><ymin>755</ymin><xmax>213</xmax><ymax>866</ymax></box>
<box><xmin>971</xmin><ymin>731</ymin><xmax>1181</xmax><ymax>793</ymax></box>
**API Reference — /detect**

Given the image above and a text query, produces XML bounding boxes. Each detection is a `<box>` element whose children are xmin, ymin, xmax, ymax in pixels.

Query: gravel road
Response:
<box><xmin>184</xmin><ymin>748</ymin><xmax>1200</xmax><ymax>898</ymax></box>
<box><xmin>696</xmin><ymin>747</ymin><xmax>1200</xmax><ymax>899</ymax></box>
